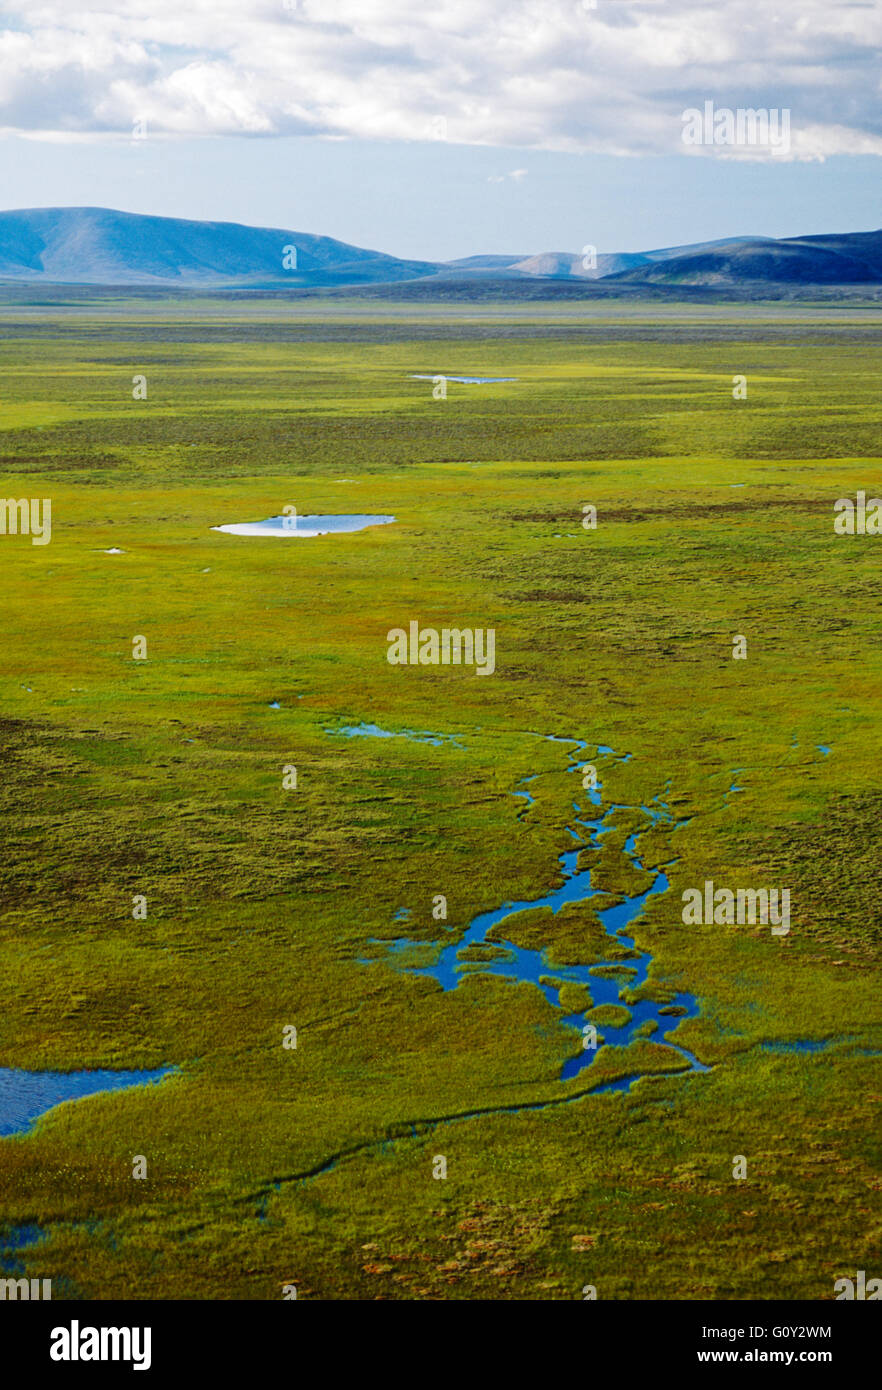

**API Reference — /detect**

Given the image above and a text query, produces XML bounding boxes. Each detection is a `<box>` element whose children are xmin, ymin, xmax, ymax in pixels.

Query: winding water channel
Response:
<box><xmin>373</xmin><ymin>734</ymin><xmax>709</xmax><ymax>1091</ymax></box>
<box><xmin>4</xmin><ymin>728</ymin><xmax>862</xmax><ymax>1250</ymax></box>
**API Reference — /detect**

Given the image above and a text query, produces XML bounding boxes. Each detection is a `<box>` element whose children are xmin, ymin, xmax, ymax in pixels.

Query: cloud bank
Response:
<box><xmin>1</xmin><ymin>0</ymin><xmax>880</xmax><ymax>159</ymax></box>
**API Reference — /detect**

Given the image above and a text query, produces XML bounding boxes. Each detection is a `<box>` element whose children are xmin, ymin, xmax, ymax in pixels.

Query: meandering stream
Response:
<box><xmin>5</xmin><ymin>728</ymin><xmax>862</xmax><ymax>1248</ymax></box>
<box><xmin>372</xmin><ymin>734</ymin><xmax>709</xmax><ymax>1091</ymax></box>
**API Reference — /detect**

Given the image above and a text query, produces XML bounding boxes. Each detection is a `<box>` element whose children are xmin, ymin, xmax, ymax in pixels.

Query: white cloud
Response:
<box><xmin>0</xmin><ymin>1</ymin><xmax>880</xmax><ymax>159</ymax></box>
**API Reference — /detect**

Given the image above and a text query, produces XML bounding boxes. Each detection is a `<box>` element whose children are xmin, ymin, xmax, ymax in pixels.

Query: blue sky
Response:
<box><xmin>1</xmin><ymin>135</ymin><xmax>879</xmax><ymax>260</ymax></box>
<box><xmin>0</xmin><ymin>1</ymin><xmax>879</xmax><ymax>260</ymax></box>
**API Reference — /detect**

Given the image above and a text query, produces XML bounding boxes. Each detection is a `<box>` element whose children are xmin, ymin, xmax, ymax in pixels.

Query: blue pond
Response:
<box><xmin>371</xmin><ymin>735</ymin><xmax>707</xmax><ymax>1091</ymax></box>
<box><xmin>410</xmin><ymin>375</ymin><xmax>518</xmax><ymax>384</ymax></box>
<box><xmin>329</xmin><ymin>721</ymin><xmax>465</xmax><ymax>748</ymax></box>
<box><xmin>212</xmin><ymin>514</ymin><xmax>395</xmax><ymax>538</ymax></box>
<box><xmin>0</xmin><ymin>1065</ymin><xmax>175</xmax><ymax>1138</ymax></box>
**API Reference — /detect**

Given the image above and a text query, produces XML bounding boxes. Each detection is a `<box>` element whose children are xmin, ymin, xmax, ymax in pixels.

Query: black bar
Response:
<box><xmin>1</xmin><ymin>1298</ymin><xmax>874</xmax><ymax>1376</ymax></box>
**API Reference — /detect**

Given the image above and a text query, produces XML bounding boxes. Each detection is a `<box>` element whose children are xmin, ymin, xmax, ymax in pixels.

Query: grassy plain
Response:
<box><xmin>0</xmin><ymin>296</ymin><xmax>880</xmax><ymax>1298</ymax></box>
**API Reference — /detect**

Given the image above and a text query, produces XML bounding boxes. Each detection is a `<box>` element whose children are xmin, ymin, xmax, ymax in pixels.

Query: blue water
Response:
<box><xmin>0</xmin><ymin>1224</ymin><xmax>45</xmax><ymax>1274</ymax></box>
<box><xmin>511</xmin><ymin>774</ymin><xmax>539</xmax><ymax>821</ymax></box>
<box><xmin>212</xmin><ymin>514</ymin><xmax>395</xmax><ymax>538</ymax></box>
<box><xmin>329</xmin><ymin>722</ymin><xmax>465</xmax><ymax>748</ymax></box>
<box><xmin>371</xmin><ymin>736</ymin><xmax>708</xmax><ymax>1090</ymax></box>
<box><xmin>0</xmin><ymin>1066</ymin><xmax>176</xmax><ymax>1138</ymax></box>
<box><xmin>410</xmin><ymin>375</ymin><xmax>518</xmax><ymax>384</ymax></box>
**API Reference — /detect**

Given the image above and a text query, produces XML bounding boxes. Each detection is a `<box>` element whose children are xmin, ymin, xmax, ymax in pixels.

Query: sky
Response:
<box><xmin>0</xmin><ymin>0</ymin><xmax>880</xmax><ymax>260</ymax></box>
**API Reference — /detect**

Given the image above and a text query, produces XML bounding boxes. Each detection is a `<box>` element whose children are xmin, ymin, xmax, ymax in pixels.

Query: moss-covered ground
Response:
<box><xmin>0</xmin><ymin>297</ymin><xmax>880</xmax><ymax>1298</ymax></box>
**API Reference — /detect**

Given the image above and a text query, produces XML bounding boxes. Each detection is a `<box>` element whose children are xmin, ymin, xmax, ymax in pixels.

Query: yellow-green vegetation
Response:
<box><xmin>458</xmin><ymin>945</ymin><xmax>515</xmax><ymax>964</ymax></box>
<box><xmin>557</xmin><ymin>983</ymin><xmax>592</xmax><ymax>1014</ymax></box>
<box><xmin>489</xmin><ymin>902</ymin><xmax>627</xmax><ymax>966</ymax></box>
<box><xmin>586</xmin><ymin>1005</ymin><xmax>633</xmax><ymax>1030</ymax></box>
<box><xmin>0</xmin><ymin>296</ymin><xmax>880</xmax><ymax>1299</ymax></box>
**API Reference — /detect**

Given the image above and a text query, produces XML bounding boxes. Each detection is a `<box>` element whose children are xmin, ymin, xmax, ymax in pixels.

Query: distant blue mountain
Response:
<box><xmin>606</xmin><ymin>230</ymin><xmax>882</xmax><ymax>286</ymax></box>
<box><xmin>0</xmin><ymin>207</ymin><xmax>878</xmax><ymax>291</ymax></box>
<box><xmin>0</xmin><ymin>206</ymin><xmax>441</xmax><ymax>287</ymax></box>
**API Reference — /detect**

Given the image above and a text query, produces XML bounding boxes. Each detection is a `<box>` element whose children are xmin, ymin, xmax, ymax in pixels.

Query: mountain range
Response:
<box><xmin>0</xmin><ymin>207</ymin><xmax>880</xmax><ymax>295</ymax></box>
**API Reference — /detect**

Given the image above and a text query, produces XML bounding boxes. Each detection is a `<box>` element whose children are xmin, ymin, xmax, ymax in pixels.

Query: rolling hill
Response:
<box><xmin>0</xmin><ymin>207</ymin><xmax>879</xmax><ymax>295</ymax></box>
<box><xmin>0</xmin><ymin>206</ymin><xmax>441</xmax><ymax>287</ymax></box>
<box><xmin>607</xmin><ymin>230</ymin><xmax>882</xmax><ymax>287</ymax></box>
